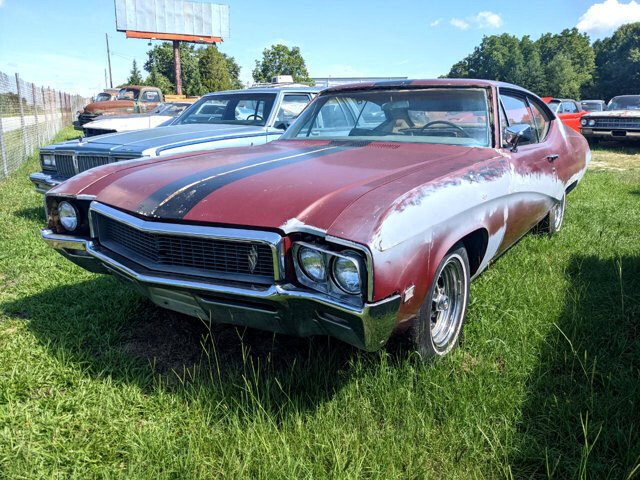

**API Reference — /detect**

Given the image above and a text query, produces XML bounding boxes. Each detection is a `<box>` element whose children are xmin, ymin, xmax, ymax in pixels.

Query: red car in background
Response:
<box><xmin>543</xmin><ymin>97</ymin><xmax>586</xmax><ymax>132</ymax></box>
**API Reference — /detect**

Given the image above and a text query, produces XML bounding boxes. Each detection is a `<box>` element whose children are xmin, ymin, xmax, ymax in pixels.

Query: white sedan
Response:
<box><xmin>82</xmin><ymin>102</ymin><xmax>191</xmax><ymax>137</ymax></box>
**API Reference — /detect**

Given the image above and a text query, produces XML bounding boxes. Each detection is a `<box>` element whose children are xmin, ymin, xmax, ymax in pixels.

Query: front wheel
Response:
<box><xmin>537</xmin><ymin>193</ymin><xmax>566</xmax><ymax>236</ymax></box>
<box><xmin>405</xmin><ymin>244</ymin><xmax>470</xmax><ymax>359</ymax></box>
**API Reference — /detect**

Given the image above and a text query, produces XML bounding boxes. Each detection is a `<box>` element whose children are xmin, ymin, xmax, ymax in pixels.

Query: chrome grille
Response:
<box><xmin>593</xmin><ymin>117</ymin><xmax>640</xmax><ymax>129</ymax></box>
<box><xmin>94</xmin><ymin>213</ymin><xmax>275</xmax><ymax>283</ymax></box>
<box><xmin>77</xmin><ymin>155</ymin><xmax>111</xmax><ymax>173</ymax></box>
<box><xmin>54</xmin><ymin>154</ymin><xmax>75</xmax><ymax>178</ymax></box>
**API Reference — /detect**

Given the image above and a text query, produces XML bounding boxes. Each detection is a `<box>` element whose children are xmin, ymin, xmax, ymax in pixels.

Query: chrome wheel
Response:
<box><xmin>552</xmin><ymin>195</ymin><xmax>566</xmax><ymax>232</ymax></box>
<box><xmin>430</xmin><ymin>253</ymin><xmax>468</xmax><ymax>353</ymax></box>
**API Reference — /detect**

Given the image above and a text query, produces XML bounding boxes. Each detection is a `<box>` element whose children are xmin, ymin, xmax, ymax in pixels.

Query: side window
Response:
<box><xmin>528</xmin><ymin>99</ymin><xmax>550</xmax><ymax>142</ymax></box>
<box><xmin>276</xmin><ymin>94</ymin><xmax>311</xmax><ymax>123</ymax></box>
<box><xmin>142</xmin><ymin>91</ymin><xmax>161</xmax><ymax>103</ymax></box>
<box><xmin>500</xmin><ymin>93</ymin><xmax>537</xmax><ymax>145</ymax></box>
<box><xmin>295</xmin><ymin>98</ymin><xmax>354</xmax><ymax>138</ymax></box>
<box><xmin>561</xmin><ymin>101</ymin><xmax>578</xmax><ymax>114</ymax></box>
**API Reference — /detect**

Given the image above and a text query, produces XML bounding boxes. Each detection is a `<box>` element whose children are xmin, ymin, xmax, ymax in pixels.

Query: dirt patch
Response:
<box><xmin>590</xmin><ymin>145</ymin><xmax>640</xmax><ymax>171</ymax></box>
<box><xmin>119</xmin><ymin>301</ymin><xmax>352</xmax><ymax>378</ymax></box>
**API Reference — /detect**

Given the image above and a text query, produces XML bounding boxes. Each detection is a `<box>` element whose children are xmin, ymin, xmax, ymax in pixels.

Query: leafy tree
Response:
<box><xmin>520</xmin><ymin>36</ymin><xmax>547</xmax><ymax>94</ymax></box>
<box><xmin>445</xmin><ymin>34</ymin><xmax>526</xmax><ymax>86</ymax></box>
<box><xmin>143</xmin><ymin>42</ymin><xmax>203</xmax><ymax>96</ymax></box>
<box><xmin>126</xmin><ymin>59</ymin><xmax>144</xmax><ymax>85</ymax></box>
<box><xmin>252</xmin><ymin>44</ymin><xmax>312</xmax><ymax>83</ymax></box>
<box><xmin>536</xmin><ymin>28</ymin><xmax>595</xmax><ymax>98</ymax></box>
<box><xmin>143</xmin><ymin>41</ymin><xmax>242</xmax><ymax>95</ymax></box>
<box><xmin>590</xmin><ymin>22</ymin><xmax>640</xmax><ymax>100</ymax></box>
<box><xmin>198</xmin><ymin>46</ymin><xmax>233</xmax><ymax>92</ymax></box>
<box><xmin>145</xmin><ymin>65</ymin><xmax>173</xmax><ymax>94</ymax></box>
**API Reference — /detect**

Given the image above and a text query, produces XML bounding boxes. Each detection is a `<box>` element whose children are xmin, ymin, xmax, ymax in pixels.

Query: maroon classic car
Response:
<box><xmin>41</xmin><ymin>79</ymin><xmax>589</xmax><ymax>358</ymax></box>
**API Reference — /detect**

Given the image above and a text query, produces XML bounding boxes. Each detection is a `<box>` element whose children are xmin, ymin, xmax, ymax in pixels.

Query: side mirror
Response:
<box><xmin>273</xmin><ymin>121</ymin><xmax>290</xmax><ymax>131</ymax></box>
<box><xmin>505</xmin><ymin>124</ymin><xmax>532</xmax><ymax>152</ymax></box>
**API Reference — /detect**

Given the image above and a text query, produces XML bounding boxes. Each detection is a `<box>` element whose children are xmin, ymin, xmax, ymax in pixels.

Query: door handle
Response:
<box><xmin>546</xmin><ymin>154</ymin><xmax>559</xmax><ymax>163</ymax></box>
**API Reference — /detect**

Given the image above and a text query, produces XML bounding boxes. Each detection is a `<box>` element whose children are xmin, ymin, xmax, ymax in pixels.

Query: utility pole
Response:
<box><xmin>173</xmin><ymin>40</ymin><xmax>182</xmax><ymax>95</ymax></box>
<box><xmin>105</xmin><ymin>33</ymin><xmax>113</xmax><ymax>88</ymax></box>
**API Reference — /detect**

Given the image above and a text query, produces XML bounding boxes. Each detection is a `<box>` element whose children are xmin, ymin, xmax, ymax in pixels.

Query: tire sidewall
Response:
<box><xmin>412</xmin><ymin>245</ymin><xmax>470</xmax><ymax>358</ymax></box>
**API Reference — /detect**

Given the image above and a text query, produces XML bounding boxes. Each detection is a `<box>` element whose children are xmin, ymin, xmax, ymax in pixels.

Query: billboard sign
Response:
<box><xmin>115</xmin><ymin>0</ymin><xmax>229</xmax><ymax>40</ymax></box>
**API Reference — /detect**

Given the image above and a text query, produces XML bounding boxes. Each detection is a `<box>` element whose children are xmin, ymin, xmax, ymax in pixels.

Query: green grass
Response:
<box><xmin>0</xmin><ymin>130</ymin><xmax>639</xmax><ymax>479</ymax></box>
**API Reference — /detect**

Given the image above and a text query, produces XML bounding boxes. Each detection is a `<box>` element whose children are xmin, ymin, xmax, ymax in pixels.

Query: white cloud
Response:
<box><xmin>451</xmin><ymin>11</ymin><xmax>503</xmax><ymax>30</ymax></box>
<box><xmin>430</xmin><ymin>19</ymin><xmax>441</xmax><ymax>27</ymax></box>
<box><xmin>450</xmin><ymin>18</ymin><xmax>470</xmax><ymax>30</ymax></box>
<box><xmin>577</xmin><ymin>0</ymin><xmax>640</xmax><ymax>35</ymax></box>
<box><xmin>473</xmin><ymin>11</ymin><xmax>504</xmax><ymax>28</ymax></box>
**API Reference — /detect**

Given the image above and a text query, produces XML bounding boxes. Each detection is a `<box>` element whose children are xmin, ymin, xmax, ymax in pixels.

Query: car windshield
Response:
<box><xmin>283</xmin><ymin>88</ymin><xmax>491</xmax><ymax>147</ymax></box>
<box><xmin>176</xmin><ymin>93</ymin><xmax>278</xmax><ymax>126</ymax></box>
<box><xmin>608</xmin><ymin>96</ymin><xmax>640</xmax><ymax>110</ymax></box>
<box><xmin>117</xmin><ymin>88</ymin><xmax>140</xmax><ymax>101</ymax></box>
<box><xmin>547</xmin><ymin>101</ymin><xmax>561</xmax><ymax>113</ymax></box>
<box><xmin>95</xmin><ymin>93</ymin><xmax>112</xmax><ymax>102</ymax></box>
<box><xmin>581</xmin><ymin>102</ymin><xmax>603</xmax><ymax>112</ymax></box>
<box><xmin>151</xmin><ymin>103</ymin><xmax>189</xmax><ymax>116</ymax></box>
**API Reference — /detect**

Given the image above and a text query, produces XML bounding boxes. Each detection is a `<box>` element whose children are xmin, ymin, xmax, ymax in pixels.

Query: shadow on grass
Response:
<box><xmin>509</xmin><ymin>256</ymin><xmax>640</xmax><ymax>479</ymax></box>
<box><xmin>13</xmin><ymin>205</ymin><xmax>46</xmax><ymax>222</ymax></box>
<box><xmin>1</xmin><ymin>275</ymin><xmax>367</xmax><ymax>415</ymax></box>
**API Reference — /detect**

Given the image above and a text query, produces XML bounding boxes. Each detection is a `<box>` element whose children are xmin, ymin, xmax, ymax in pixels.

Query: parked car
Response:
<box><xmin>580</xmin><ymin>95</ymin><xmax>640</xmax><ymax>142</ymax></box>
<box><xmin>73</xmin><ymin>85</ymin><xmax>164</xmax><ymax>130</ymax></box>
<box><xmin>580</xmin><ymin>100</ymin><xmax>606</xmax><ymax>112</ymax></box>
<box><xmin>543</xmin><ymin>97</ymin><xmax>586</xmax><ymax>132</ymax></box>
<box><xmin>81</xmin><ymin>102</ymin><xmax>192</xmax><ymax>137</ymax></box>
<box><xmin>30</xmin><ymin>86</ymin><xmax>317</xmax><ymax>193</ymax></box>
<box><xmin>93</xmin><ymin>89</ymin><xmax>120</xmax><ymax>102</ymax></box>
<box><xmin>40</xmin><ymin>79</ymin><xmax>589</xmax><ymax>357</ymax></box>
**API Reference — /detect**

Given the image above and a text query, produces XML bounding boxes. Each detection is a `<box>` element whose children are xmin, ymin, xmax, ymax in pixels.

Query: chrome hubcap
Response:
<box><xmin>553</xmin><ymin>198</ymin><xmax>565</xmax><ymax>230</ymax></box>
<box><xmin>430</xmin><ymin>256</ymin><xmax>467</xmax><ymax>351</ymax></box>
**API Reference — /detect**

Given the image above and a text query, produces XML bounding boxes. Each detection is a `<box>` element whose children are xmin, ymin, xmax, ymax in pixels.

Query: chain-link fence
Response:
<box><xmin>0</xmin><ymin>71</ymin><xmax>90</xmax><ymax>180</ymax></box>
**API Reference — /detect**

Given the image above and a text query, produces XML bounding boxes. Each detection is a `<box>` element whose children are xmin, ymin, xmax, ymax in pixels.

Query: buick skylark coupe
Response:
<box><xmin>41</xmin><ymin>79</ymin><xmax>589</xmax><ymax>357</ymax></box>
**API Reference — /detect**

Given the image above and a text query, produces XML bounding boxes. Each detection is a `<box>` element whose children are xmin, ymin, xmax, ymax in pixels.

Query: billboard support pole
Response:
<box><xmin>106</xmin><ymin>33</ymin><xmax>113</xmax><ymax>88</ymax></box>
<box><xmin>173</xmin><ymin>40</ymin><xmax>182</xmax><ymax>95</ymax></box>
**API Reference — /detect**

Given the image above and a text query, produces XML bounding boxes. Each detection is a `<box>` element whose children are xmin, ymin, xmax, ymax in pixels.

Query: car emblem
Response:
<box><xmin>248</xmin><ymin>245</ymin><xmax>259</xmax><ymax>274</ymax></box>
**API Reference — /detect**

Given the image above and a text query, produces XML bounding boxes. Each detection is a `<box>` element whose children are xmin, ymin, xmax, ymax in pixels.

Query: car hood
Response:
<box><xmin>585</xmin><ymin>109</ymin><xmax>640</xmax><ymax>118</ymax></box>
<box><xmin>84</xmin><ymin>100</ymin><xmax>136</xmax><ymax>114</ymax></box>
<box><xmin>45</xmin><ymin>123</ymin><xmax>267</xmax><ymax>155</ymax></box>
<box><xmin>57</xmin><ymin>139</ymin><xmax>499</xmax><ymax>236</ymax></box>
<box><xmin>84</xmin><ymin>115</ymin><xmax>172</xmax><ymax>130</ymax></box>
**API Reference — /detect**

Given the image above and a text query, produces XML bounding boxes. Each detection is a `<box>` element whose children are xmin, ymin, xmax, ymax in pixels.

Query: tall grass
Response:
<box><xmin>0</xmin><ymin>133</ymin><xmax>639</xmax><ymax>478</ymax></box>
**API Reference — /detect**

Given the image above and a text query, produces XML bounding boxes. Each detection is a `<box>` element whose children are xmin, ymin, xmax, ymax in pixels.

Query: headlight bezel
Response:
<box><xmin>580</xmin><ymin>118</ymin><xmax>588</xmax><ymax>127</ymax></box>
<box><xmin>40</xmin><ymin>152</ymin><xmax>56</xmax><ymax>169</ymax></box>
<box><xmin>588</xmin><ymin>119</ymin><xmax>596</xmax><ymax>127</ymax></box>
<box><xmin>58</xmin><ymin>200</ymin><xmax>79</xmax><ymax>232</ymax></box>
<box><xmin>292</xmin><ymin>241</ymin><xmax>366</xmax><ymax>301</ymax></box>
<box><xmin>331</xmin><ymin>252</ymin><xmax>363</xmax><ymax>294</ymax></box>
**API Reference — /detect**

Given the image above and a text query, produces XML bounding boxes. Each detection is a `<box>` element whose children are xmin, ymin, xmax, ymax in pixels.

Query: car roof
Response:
<box><xmin>201</xmin><ymin>86</ymin><xmax>319</xmax><ymax>98</ymax></box>
<box><xmin>321</xmin><ymin>78</ymin><xmax>537</xmax><ymax>94</ymax></box>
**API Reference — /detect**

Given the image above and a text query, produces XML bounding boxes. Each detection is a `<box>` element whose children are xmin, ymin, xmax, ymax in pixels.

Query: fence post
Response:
<box><xmin>15</xmin><ymin>73</ymin><xmax>29</xmax><ymax>157</ymax></box>
<box><xmin>0</xmin><ymin>114</ymin><xmax>7</xmax><ymax>178</ymax></box>
<box><xmin>32</xmin><ymin>82</ymin><xmax>40</xmax><ymax>147</ymax></box>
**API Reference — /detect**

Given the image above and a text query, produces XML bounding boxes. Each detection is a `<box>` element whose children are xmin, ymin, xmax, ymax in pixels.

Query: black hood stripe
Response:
<box><xmin>136</xmin><ymin>145</ymin><xmax>324</xmax><ymax>216</ymax></box>
<box><xmin>151</xmin><ymin>143</ymin><xmax>365</xmax><ymax>219</ymax></box>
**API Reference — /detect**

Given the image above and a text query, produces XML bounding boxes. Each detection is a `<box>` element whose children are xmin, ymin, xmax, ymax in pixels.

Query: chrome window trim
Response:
<box><xmin>88</xmin><ymin>201</ymin><xmax>285</xmax><ymax>280</ymax></box>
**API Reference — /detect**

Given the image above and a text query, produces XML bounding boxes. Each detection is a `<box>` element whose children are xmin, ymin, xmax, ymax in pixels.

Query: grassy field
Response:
<box><xmin>0</xmin><ymin>128</ymin><xmax>639</xmax><ymax>479</ymax></box>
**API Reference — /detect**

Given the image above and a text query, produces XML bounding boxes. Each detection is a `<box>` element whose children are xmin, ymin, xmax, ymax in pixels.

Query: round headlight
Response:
<box><xmin>580</xmin><ymin>118</ymin><xmax>588</xmax><ymax>126</ymax></box>
<box><xmin>298</xmin><ymin>247</ymin><xmax>326</xmax><ymax>282</ymax></box>
<box><xmin>58</xmin><ymin>201</ymin><xmax>78</xmax><ymax>231</ymax></box>
<box><xmin>588</xmin><ymin>119</ymin><xmax>596</xmax><ymax>126</ymax></box>
<box><xmin>332</xmin><ymin>254</ymin><xmax>361</xmax><ymax>294</ymax></box>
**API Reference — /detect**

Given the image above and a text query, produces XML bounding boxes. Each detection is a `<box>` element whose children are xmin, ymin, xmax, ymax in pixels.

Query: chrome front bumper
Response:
<box><xmin>41</xmin><ymin>229</ymin><xmax>401</xmax><ymax>351</ymax></box>
<box><xmin>29</xmin><ymin>172</ymin><xmax>63</xmax><ymax>194</ymax></box>
<box><xmin>580</xmin><ymin>128</ymin><xmax>640</xmax><ymax>140</ymax></box>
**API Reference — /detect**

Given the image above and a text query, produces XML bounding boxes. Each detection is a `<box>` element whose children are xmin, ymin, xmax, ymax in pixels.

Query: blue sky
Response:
<box><xmin>1</xmin><ymin>0</ymin><xmax>639</xmax><ymax>96</ymax></box>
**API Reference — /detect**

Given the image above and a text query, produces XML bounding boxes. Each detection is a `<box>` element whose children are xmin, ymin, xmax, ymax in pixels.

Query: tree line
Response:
<box><xmin>446</xmin><ymin>22</ymin><xmax>640</xmax><ymax>101</ymax></box>
<box><xmin>124</xmin><ymin>43</ymin><xmax>312</xmax><ymax>96</ymax></box>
